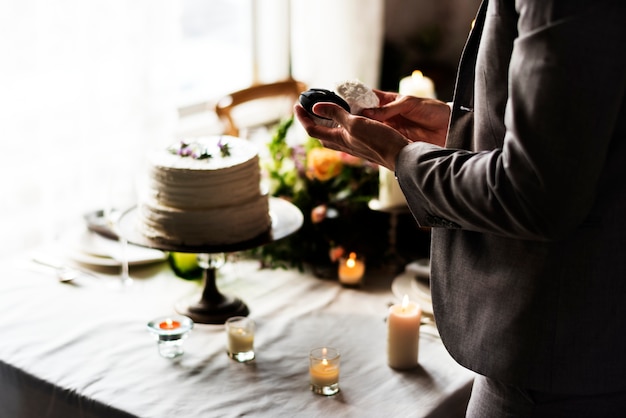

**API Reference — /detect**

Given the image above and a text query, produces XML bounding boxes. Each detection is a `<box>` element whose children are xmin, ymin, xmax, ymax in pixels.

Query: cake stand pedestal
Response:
<box><xmin>176</xmin><ymin>253</ymin><xmax>251</xmax><ymax>324</ymax></box>
<box><xmin>119</xmin><ymin>197</ymin><xmax>303</xmax><ymax>324</ymax></box>
<box><xmin>368</xmin><ymin>199</ymin><xmax>410</xmax><ymax>274</ymax></box>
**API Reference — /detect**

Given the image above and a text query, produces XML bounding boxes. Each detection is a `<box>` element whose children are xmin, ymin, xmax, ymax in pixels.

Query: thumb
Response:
<box><xmin>362</xmin><ymin>104</ymin><xmax>400</xmax><ymax>122</ymax></box>
<box><xmin>312</xmin><ymin>102</ymin><xmax>349</xmax><ymax>123</ymax></box>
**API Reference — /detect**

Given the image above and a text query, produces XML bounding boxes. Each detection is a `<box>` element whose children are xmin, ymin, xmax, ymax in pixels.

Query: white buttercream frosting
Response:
<box><xmin>137</xmin><ymin>136</ymin><xmax>270</xmax><ymax>246</ymax></box>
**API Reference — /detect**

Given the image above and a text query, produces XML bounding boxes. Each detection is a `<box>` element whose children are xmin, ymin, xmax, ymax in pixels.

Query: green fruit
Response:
<box><xmin>168</xmin><ymin>252</ymin><xmax>202</xmax><ymax>279</ymax></box>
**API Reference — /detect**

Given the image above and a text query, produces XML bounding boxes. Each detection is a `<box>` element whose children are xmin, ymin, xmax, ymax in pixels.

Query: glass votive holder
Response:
<box><xmin>147</xmin><ymin>315</ymin><xmax>194</xmax><ymax>359</ymax></box>
<box><xmin>309</xmin><ymin>347</ymin><xmax>340</xmax><ymax>396</ymax></box>
<box><xmin>338</xmin><ymin>252</ymin><xmax>365</xmax><ymax>287</ymax></box>
<box><xmin>225</xmin><ymin>316</ymin><xmax>255</xmax><ymax>363</ymax></box>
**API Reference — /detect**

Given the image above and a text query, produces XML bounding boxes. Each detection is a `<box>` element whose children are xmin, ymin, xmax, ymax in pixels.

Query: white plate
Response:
<box><xmin>405</xmin><ymin>258</ymin><xmax>430</xmax><ymax>278</ymax></box>
<box><xmin>391</xmin><ymin>270</ymin><xmax>433</xmax><ymax>317</ymax></box>
<box><xmin>62</xmin><ymin>228</ymin><xmax>167</xmax><ymax>267</ymax></box>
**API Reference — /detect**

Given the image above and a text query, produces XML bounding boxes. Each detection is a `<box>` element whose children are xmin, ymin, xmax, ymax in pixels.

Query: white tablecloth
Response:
<box><xmin>0</xmin><ymin>253</ymin><xmax>474</xmax><ymax>418</ymax></box>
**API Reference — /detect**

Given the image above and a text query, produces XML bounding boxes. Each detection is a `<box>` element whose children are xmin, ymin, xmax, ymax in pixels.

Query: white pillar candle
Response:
<box><xmin>377</xmin><ymin>71</ymin><xmax>436</xmax><ymax>208</ymax></box>
<box><xmin>378</xmin><ymin>167</ymin><xmax>407</xmax><ymax>209</ymax></box>
<box><xmin>387</xmin><ymin>295</ymin><xmax>421</xmax><ymax>369</ymax></box>
<box><xmin>399</xmin><ymin>70</ymin><xmax>437</xmax><ymax>98</ymax></box>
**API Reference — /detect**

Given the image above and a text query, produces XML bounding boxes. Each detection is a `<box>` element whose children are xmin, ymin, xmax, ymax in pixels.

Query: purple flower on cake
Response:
<box><xmin>193</xmin><ymin>149</ymin><xmax>212</xmax><ymax>160</ymax></box>
<box><xmin>168</xmin><ymin>140</ymin><xmax>191</xmax><ymax>156</ymax></box>
<box><xmin>168</xmin><ymin>140</ymin><xmax>212</xmax><ymax>160</ymax></box>
<box><xmin>217</xmin><ymin>137</ymin><xmax>232</xmax><ymax>157</ymax></box>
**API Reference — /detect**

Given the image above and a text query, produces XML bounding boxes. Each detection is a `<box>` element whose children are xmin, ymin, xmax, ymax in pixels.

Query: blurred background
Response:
<box><xmin>0</xmin><ymin>0</ymin><xmax>481</xmax><ymax>256</ymax></box>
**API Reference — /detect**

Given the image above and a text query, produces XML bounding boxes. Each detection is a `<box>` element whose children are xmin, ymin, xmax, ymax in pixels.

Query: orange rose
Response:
<box><xmin>306</xmin><ymin>148</ymin><xmax>343</xmax><ymax>181</ymax></box>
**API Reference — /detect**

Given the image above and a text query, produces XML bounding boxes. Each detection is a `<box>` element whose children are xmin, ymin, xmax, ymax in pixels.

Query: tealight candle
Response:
<box><xmin>399</xmin><ymin>70</ymin><xmax>436</xmax><ymax>99</ymax></box>
<box><xmin>338</xmin><ymin>252</ymin><xmax>365</xmax><ymax>286</ymax></box>
<box><xmin>225</xmin><ymin>316</ymin><xmax>255</xmax><ymax>363</ymax></box>
<box><xmin>147</xmin><ymin>315</ymin><xmax>194</xmax><ymax>359</ymax></box>
<box><xmin>309</xmin><ymin>347</ymin><xmax>340</xmax><ymax>396</ymax></box>
<box><xmin>387</xmin><ymin>295</ymin><xmax>421</xmax><ymax>369</ymax></box>
<box><xmin>159</xmin><ymin>319</ymin><xmax>181</xmax><ymax>330</ymax></box>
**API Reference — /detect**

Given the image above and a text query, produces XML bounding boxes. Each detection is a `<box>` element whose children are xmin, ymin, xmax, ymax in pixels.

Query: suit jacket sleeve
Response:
<box><xmin>396</xmin><ymin>0</ymin><xmax>626</xmax><ymax>241</ymax></box>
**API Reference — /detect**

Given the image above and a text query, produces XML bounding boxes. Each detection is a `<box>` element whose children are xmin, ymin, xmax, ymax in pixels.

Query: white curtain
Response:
<box><xmin>253</xmin><ymin>0</ymin><xmax>386</xmax><ymax>89</ymax></box>
<box><xmin>0</xmin><ymin>0</ymin><xmax>179</xmax><ymax>255</ymax></box>
<box><xmin>291</xmin><ymin>0</ymin><xmax>385</xmax><ymax>89</ymax></box>
<box><xmin>252</xmin><ymin>0</ymin><xmax>291</xmax><ymax>84</ymax></box>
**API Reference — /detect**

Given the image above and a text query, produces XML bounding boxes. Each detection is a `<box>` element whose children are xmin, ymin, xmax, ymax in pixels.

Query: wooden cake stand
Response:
<box><xmin>119</xmin><ymin>197</ymin><xmax>303</xmax><ymax>324</ymax></box>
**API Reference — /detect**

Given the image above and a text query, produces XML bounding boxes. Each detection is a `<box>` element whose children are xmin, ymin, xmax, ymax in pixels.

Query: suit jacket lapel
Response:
<box><xmin>447</xmin><ymin>0</ymin><xmax>488</xmax><ymax>149</ymax></box>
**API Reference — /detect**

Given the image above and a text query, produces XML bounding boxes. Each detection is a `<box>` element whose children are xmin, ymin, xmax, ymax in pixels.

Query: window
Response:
<box><xmin>0</xmin><ymin>0</ymin><xmax>384</xmax><ymax>255</ymax></box>
<box><xmin>177</xmin><ymin>0</ymin><xmax>254</xmax><ymax>107</ymax></box>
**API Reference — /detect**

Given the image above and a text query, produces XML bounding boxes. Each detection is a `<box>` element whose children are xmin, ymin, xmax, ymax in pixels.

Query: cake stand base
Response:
<box><xmin>368</xmin><ymin>199</ymin><xmax>410</xmax><ymax>274</ymax></box>
<box><xmin>175</xmin><ymin>254</ymin><xmax>250</xmax><ymax>324</ymax></box>
<box><xmin>176</xmin><ymin>296</ymin><xmax>249</xmax><ymax>325</ymax></box>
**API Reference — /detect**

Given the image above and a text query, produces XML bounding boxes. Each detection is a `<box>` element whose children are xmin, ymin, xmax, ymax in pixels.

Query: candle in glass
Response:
<box><xmin>309</xmin><ymin>347</ymin><xmax>340</xmax><ymax>396</ymax></box>
<box><xmin>147</xmin><ymin>315</ymin><xmax>194</xmax><ymax>359</ymax></box>
<box><xmin>159</xmin><ymin>318</ymin><xmax>181</xmax><ymax>330</ymax></box>
<box><xmin>338</xmin><ymin>252</ymin><xmax>365</xmax><ymax>286</ymax></box>
<box><xmin>225</xmin><ymin>316</ymin><xmax>255</xmax><ymax>362</ymax></box>
<box><xmin>387</xmin><ymin>295</ymin><xmax>421</xmax><ymax>369</ymax></box>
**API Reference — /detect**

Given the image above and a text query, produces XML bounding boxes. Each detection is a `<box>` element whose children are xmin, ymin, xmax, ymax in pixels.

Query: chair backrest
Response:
<box><xmin>215</xmin><ymin>79</ymin><xmax>307</xmax><ymax>137</ymax></box>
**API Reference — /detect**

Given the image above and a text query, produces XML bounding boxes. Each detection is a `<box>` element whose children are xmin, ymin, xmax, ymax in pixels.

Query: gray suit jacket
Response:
<box><xmin>396</xmin><ymin>0</ymin><xmax>626</xmax><ymax>393</ymax></box>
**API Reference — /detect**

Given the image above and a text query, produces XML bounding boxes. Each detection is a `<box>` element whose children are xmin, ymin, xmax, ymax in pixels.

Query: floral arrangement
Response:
<box><xmin>250</xmin><ymin>116</ymin><xmax>389</xmax><ymax>274</ymax></box>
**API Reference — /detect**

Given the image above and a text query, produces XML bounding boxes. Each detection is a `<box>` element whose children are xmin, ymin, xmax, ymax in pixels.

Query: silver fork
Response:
<box><xmin>32</xmin><ymin>257</ymin><xmax>98</xmax><ymax>283</ymax></box>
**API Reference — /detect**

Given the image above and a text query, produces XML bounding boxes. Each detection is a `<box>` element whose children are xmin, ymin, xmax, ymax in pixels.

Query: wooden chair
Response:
<box><xmin>215</xmin><ymin>79</ymin><xmax>307</xmax><ymax>137</ymax></box>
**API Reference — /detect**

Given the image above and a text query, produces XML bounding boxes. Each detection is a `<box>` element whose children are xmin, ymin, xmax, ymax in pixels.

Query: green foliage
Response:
<box><xmin>250</xmin><ymin>116</ymin><xmax>388</xmax><ymax>271</ymax></box>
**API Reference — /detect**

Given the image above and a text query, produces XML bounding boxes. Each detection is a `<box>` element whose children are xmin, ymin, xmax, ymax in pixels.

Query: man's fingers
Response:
<box><xmin>294</xmin><ymin>104</ymin><xmax>344</xmax><ymax>142</ymax></box>
<box><xmin>311</xmin><ymin>102</ymin><xmax>350</xmax><ymax>125</ymax></box>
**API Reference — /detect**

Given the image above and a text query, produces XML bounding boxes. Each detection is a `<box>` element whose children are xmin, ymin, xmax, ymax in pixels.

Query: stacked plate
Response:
<box><xmin>60</xmin><ymin>210</ymin><xmax>167</xmax><ymax>267</ymax></box>
<box><xmin>391</xmin><ymin>258</ymin><xmax>433</xmax><ymax>317</ymax></box>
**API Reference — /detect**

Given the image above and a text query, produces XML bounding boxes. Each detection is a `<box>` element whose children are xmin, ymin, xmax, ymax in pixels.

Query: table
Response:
<box><xmin>0</xmin><ymin>248</ymin><xmax>474</xmax><ymax>418</ymax></box>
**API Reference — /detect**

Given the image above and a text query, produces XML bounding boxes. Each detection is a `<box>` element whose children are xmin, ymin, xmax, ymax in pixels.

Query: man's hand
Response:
<box><xmin>363</xmin><ymin>90</ymin><xmax>450</xmax><ymax>147</ymax></box>
<box><xmin>295</xmin><ymin>102</ymin><xmax>410</xmax><ymax>171</ymax></box>
<box><xmin>294</xmin><ymin>89</ymin><xmax>450</xmax><ymax>171</ymax></box>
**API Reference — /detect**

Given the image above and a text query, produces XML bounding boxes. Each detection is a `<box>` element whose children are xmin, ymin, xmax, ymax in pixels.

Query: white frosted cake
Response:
<box><xmin>137</xmin><ymin>136</ymin><xmax>271</xmax><ymax>246</ymax></box>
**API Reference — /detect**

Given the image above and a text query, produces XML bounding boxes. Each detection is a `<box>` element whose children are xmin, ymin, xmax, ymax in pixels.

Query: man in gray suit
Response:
<box><xmin>295</xmin><ymin>0</ymin><xmax>626</xmax><ymax>415</ymax></box>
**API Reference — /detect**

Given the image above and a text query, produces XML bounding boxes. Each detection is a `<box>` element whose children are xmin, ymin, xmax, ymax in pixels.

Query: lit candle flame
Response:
<box><xmin>401</xmin><ymin>294</ymin><xmax>410</xmax><ymax>311</ymax></box>
<box><xmin>346</xmin><ymin>252</ymin><xmax>357</xmax><ymax>268</ymax></box>
<box><xmin>411</xmin><ymin>70</ymin><xmax>424</xmax><ymax>81</ymax></box>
